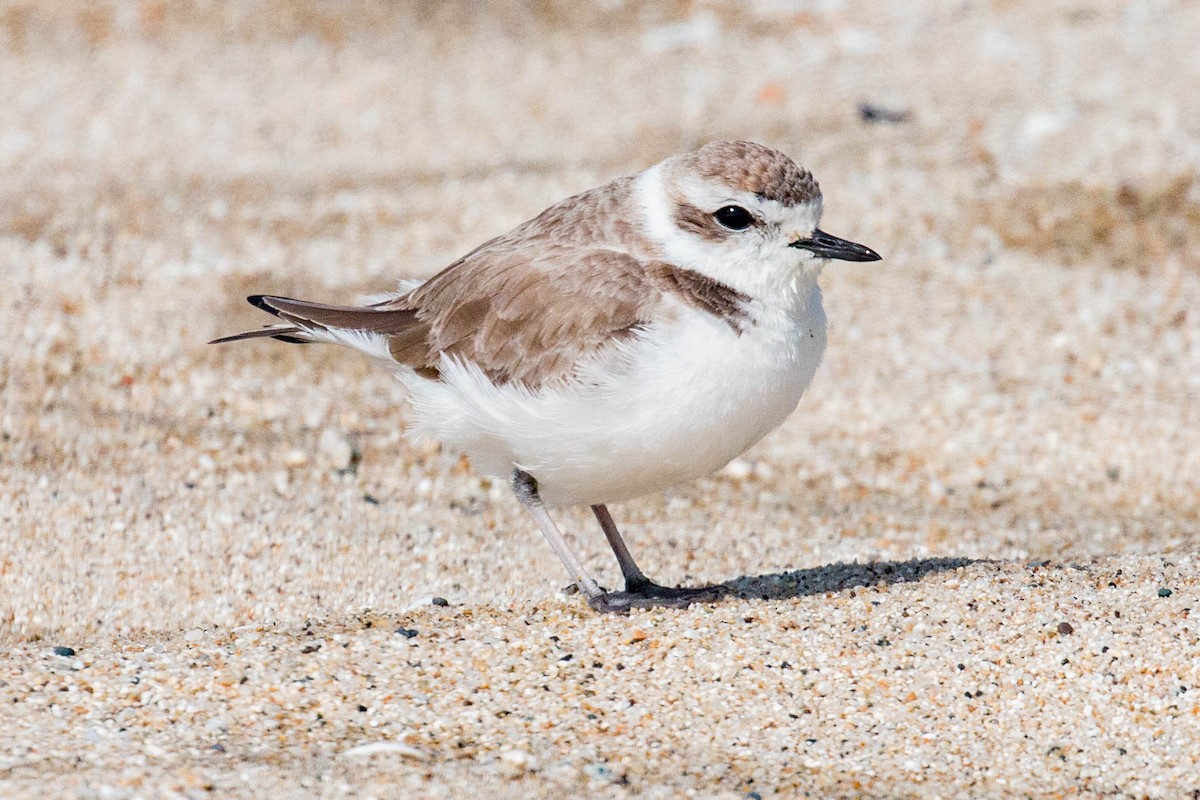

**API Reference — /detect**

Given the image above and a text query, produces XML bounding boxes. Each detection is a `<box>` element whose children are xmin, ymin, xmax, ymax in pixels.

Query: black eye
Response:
<box><xmin>713</xmin><ymin>205</ymin><xmax>754</xmax><ymax>230</ymax></box>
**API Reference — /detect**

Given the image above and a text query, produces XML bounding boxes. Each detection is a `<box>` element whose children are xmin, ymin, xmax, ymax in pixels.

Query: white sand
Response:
<box><xmin>2</xmin><ymin>1</ymin><xmax>1199</xmax><ymax>796</ymax></box>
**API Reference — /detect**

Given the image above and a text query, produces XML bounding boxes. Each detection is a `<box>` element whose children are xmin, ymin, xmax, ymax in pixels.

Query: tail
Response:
<box><xmin>209</xmin><ymin>295</ymin><xmax>421</xmax><ymax>359</ymax></box>
<box><xmin>208</xmin><ymin>326</ymin><xmax>313</xmax><ymax>345</ymax></box>
<box><xmin>209</xmin><ymin>296</ymin><xmax>314</xmax><ymax>345</ymax></box>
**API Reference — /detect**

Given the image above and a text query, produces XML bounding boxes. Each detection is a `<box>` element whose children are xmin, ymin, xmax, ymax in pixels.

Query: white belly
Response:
<box><xmin>404</xmin><ymin>287</ymin><xmax>826</xmax><ymax>507</ymax></box>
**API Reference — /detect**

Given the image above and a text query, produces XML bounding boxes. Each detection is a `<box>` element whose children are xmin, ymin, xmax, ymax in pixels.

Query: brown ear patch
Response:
<box><xmin>671</xmin><ymin>200</ymin><xmax>733</xmax><ymax>243</ymax></box>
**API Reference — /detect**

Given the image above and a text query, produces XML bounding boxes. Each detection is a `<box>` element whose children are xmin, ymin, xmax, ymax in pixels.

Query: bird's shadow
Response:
<box><xmin>721</xmin><ymin>556</ymin><xmax>983</xmax><ymax>602</ymax></box>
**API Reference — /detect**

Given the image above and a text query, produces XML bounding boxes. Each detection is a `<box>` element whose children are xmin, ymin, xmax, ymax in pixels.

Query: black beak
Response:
<box><xmin>789</xmin><ymin>229</ymin><xmax>881</xmax><ymax>262</ymax></box>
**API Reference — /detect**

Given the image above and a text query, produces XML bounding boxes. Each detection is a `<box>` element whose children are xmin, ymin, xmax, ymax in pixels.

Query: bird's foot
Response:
<box><xmin>587</xmin><ymin>578</ymin><xmax>727</xmax><ymax>613</ymax></box>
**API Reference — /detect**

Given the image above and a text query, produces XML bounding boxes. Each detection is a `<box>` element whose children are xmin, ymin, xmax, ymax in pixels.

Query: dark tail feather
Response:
<box><xmin>208</xmin><ymin>295</ymin><xmax>325</xmax><ymax>344</ymax></box>
<box><xmin>210</xmin><ymin>294</ymin><xmax>422</xmax><ymax>347</ymax></box>
<box><xmin>208</xmin><ymin>326</ymin><xmax>312</xmax><ymax>345</ymax></box>
<box><xmin>248</xmin><ymin>294</ymin><xmax>420</xmax><ymax>335</ymax></box>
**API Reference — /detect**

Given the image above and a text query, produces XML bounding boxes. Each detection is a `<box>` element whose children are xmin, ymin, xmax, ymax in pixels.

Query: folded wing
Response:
<box><xmin>209</xmin><ymin>175</ymin><xmax>675</xmax><ymax>389</ymax></box>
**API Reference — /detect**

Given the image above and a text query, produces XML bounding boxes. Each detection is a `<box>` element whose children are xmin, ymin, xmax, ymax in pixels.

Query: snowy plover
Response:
<box><xmin>213</xmin><ymin>140</ymin><xmax>880</xmax><ymax>612</ymax></box>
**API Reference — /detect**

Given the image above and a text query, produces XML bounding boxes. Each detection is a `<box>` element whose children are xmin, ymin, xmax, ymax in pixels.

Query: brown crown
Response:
<box><xmin>671</xmin><ymin>140</ymin><xmax>820</xmax><ymax>207</ymax></box>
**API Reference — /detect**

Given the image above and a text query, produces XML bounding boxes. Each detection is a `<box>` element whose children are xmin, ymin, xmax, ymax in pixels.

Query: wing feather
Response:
<box><xmin>211</xmin><ymin>174</ymin><xmax>734</xmax><ymax>389</ymax></box>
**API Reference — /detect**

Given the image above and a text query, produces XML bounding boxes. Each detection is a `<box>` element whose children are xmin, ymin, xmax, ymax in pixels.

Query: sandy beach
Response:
<box><xmin>2</xmin><ymin>1</ymin><xmax>1199</xmax><ymax>796</ymax></box>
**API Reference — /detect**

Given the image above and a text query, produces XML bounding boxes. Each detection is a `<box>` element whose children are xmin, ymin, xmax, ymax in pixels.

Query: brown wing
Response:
<box><xmin>398</xmin><ymin>244</ymin><xmax>666</xmax><ymax>387</ymax></box>
<box><xmin>219</xmin><ymin>176</ymin><xmax>677</xmax><ymax>388</ymax></box>
<box><xmin>214</xmin><ymin>174</ymin><xmax>753</xmax><ymax>386</ymax></box>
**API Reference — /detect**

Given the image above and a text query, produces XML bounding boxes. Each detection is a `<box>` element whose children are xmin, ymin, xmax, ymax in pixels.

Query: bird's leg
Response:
<box><xmin>587</xmin><ymin>504</ymin><xmax>726</xmax><ymax>613</ymax></box>
<box><xmin>590</xmin><ymin>503</ymin><xmax>651</xmax><ymax>590</ymax></box>
<box><xmin>511</xmin><ymin>469</ymin><xmax>604</xmax><ymax>601</ymax></box>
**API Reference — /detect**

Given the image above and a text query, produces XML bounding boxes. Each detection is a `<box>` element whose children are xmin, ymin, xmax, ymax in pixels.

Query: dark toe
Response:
<box><xmin>588</xmin><ymin>592</ymin><xmax>692</xmax><ymax>613</ymax></box>
<box><xmin>624</xmin><ymin>578</ymin><xmax>727</xmax><ymax>601</ymax></box>
<box><xmin>587</xmin><ymin>583</ymin><xmax>727</xmax><ymax>613</ymax></box>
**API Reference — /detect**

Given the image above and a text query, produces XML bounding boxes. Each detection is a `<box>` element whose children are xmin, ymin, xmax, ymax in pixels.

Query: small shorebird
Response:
<box><xmin>213</xmin><ymin>140</ymin><xmax>880</xmax><ymax>612</ymax></box>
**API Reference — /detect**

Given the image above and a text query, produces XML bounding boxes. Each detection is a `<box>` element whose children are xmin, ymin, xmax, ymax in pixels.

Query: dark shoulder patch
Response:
<box><xmin>654</xmin><ymin>264</ymin><xmax>750</xmax><ymax>333</ymax></box>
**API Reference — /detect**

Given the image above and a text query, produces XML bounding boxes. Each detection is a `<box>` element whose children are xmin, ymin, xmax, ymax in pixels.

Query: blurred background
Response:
<box><xmin>1</xmin><ymin>0</ymin><xmax>1198</xmax><ymax>640</ymax></box>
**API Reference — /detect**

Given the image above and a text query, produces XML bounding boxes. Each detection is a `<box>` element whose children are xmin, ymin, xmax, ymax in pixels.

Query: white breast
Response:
<box><xmin>403</xmin><ymin>281</ymin><xmax>827</xmax><ymax>507</ymax></box>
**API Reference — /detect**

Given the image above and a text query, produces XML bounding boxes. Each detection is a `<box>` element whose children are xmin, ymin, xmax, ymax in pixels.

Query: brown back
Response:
<box><xmin>237</xmin><ymin>165</ymin><xmax>752</xmax><ymax>388</ymax></box>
